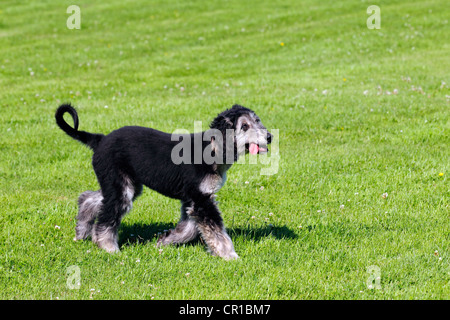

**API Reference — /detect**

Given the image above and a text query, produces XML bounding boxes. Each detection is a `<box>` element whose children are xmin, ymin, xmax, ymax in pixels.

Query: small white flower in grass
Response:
<box><xmin>54</xmin><ymin>225</ymin><xmax>60</xmax><ymax>229</ymax></box>
<box><xmin>363</xmin><ymin>90</ymin><xmax>369</xmax><ymax>95</ymax></box>
<box><xmin>340</xmin><ymin>204</ymin><xmax>345</xmax><ymax>209</ymax></box>
<box><xmin>393</xmin><ymin>89</ymin><xmax>398</xmax><ymax>94</ymax></box>
<box><xmin>104</xmin><ymin>105</ymin><xmax>108</xmax><ymax>109</ymax></box>
<box><xmin>260</xmin><ymin>186</ymin><xmax>264</xmax><ymax>190</ymax></box>
<box><xmin>382</xmin><ymin>192</ymin><xmax>388</xmax><ymax>199</ymax></box>
<box><xmin>245</xmin><ymin>181</ymin><xmax>249</xmax><ymax>184</ymax></box>
<box><xmin>136</xmin><ymin>259</ymin><xmax>140</xmax><ymax>263</ymax></box>
<box><xmin>298</xmin><ymin>225</ymin><xmax>302</xmax><ymax>229</ymax></box>
<box><xmin>268</xmin><ymin>212</ymin><xmax>273</xmax><ymax>216</ymax></box>
<box><xmin>185</xmin><ymin>273</ymin><xmax>190</xmax><ymax>277</ymax></box>
<box><xmin>158</xmin><ymin>248</ymin><xmax>163</xmax><ymax>255</ymax></box>
<box><xmin>251</xmin><ymin>216</ymin><xmax>256</xmax><ymax>219</ymax></box>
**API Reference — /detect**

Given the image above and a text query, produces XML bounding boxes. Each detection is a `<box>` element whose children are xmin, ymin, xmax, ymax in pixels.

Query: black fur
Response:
<box><xmin>55</xmin><ymin>103</ymin><xmax>271</xmax><ymax>259</ymax></box>
<box><xmin>55</xmin><ymin>104</ymin><xmax>104</xmax><ymax>150</ymax></box>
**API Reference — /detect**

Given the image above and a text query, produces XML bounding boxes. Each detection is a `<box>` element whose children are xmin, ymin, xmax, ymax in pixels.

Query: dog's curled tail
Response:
<box><xmin>55</xmin><ymin>103</ymin><xmax>104</xmax><ymax>150</ymax></box>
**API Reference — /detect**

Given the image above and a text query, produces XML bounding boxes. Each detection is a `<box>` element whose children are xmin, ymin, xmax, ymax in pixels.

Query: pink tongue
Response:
<box><xmin>249</xmin><ymin>143</ymin><xmax>259</xmax><ymax>155</ymax></box>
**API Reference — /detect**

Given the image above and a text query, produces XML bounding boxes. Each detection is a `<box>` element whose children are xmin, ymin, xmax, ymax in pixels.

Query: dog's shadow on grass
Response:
<box><xmin>119</xmin><ymin>222</ymin><xmax>297</xmax><ymax>248</ymax></box>
<box><xmin>119</xmin><ymin>222</ymin><xmax>175</xmax><ymax>247</ymax></box>
<box><xmin>229</xmin><ymin>225</ymin><xmax>297</xmax><ymax>241</ymax></box>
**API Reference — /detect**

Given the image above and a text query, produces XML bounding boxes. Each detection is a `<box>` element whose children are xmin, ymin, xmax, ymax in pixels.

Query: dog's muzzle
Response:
<box><xmin>248</xmin><ymin>131</ymin><xmax>272</xmax><ymax>155</ymax></box>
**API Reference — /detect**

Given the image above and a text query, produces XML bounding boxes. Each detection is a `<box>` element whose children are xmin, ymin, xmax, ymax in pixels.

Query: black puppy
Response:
<box><xmin>55</xmin><ymin>104</ymin><xmax>272</xmax><ymax>259</ymax></box>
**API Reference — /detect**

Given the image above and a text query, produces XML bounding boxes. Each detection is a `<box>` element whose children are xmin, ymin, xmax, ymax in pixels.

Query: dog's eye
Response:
<box><xmin>255</xmin><ymin>118</ymin><xmax>260</xmax><ymax>123</ymax></box>
<box><xmin>241</xmin><ymin>123</ymin><xmax>249</xmax><ymax>131</ymax></box>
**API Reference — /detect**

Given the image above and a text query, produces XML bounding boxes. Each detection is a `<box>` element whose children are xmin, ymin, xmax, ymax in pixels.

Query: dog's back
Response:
<box><xmin>93</xmin><ymin>126</ymin><xmax>201</xmax><ymax>200</ymax></box>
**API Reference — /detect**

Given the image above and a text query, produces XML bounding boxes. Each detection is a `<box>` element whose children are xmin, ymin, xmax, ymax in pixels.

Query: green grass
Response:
<box><xmin>0</xmin><ymin>0</ymin><xmax>449</xmax><ymax>299</ymax></box>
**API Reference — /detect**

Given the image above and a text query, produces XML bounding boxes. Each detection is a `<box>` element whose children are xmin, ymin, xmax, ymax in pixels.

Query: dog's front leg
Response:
<box><xmin>192</xmin><ymin>198</ymin><xmax>239</xmax><ymax>260</ymax></box>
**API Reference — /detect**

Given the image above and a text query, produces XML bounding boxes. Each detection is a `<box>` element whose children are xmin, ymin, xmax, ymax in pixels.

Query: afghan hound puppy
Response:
<box><xmin>55</xmin><ymin>104</ymin><xmax>272</xmax><ymax>260</ymax></box>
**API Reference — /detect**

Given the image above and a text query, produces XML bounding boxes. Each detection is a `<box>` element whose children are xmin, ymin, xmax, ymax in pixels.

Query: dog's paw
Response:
<box><xmin>223</xmin><ymin>252</ymin><xmax>240</xmax><ymax>261</ymax></box>
<box><xmin>93</xmin><ymin>235</ymin><xmax>120</xmax><ymax>253</ymax></box>
<box><xmin>156</xmin><ymin>230</ymin><xmax>172</xmax><ymax>247</ymax></box>
<box><xmin>98</xmin><ymin>242</ymin><xmax>120</xmax><ymax>253</ymax></box>
<box><xmin>212</xmin><ymin>250</ymin><xmax>239</xmax><ymax>260</ymax></box>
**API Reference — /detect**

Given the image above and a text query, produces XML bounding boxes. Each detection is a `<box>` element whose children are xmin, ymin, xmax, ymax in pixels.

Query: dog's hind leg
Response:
<box><xmin>92</xmin><ymin>174</ymin><xmax>136</xmax><ymax>253</ymax></box>
<box><xmin>157</xmin><ymin>200</ymin><xmax>199</xmax><ymax>246</ymax></box>
<box><xmin>191</xmin><ymin>197</ymin><xmax>239</xmax><ymax>260</ymax></box>
<box><xmin>75</xmin><ymin>190</ymin><xmax>103</xmax><ymax>240</ymax></box>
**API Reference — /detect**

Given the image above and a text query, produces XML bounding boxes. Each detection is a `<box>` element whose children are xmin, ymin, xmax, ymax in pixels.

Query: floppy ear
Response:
<box><xmin>210</xmin><ymin>114</ymin><xmax>237</xmax><ymax>163</ymax></box>
<box><xmin>210</xmin><ymin>114</ymin><xmax>233</xmax><ymax>133</ymax></box>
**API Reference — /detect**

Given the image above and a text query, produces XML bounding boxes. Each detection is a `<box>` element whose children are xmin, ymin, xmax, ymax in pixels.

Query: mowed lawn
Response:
<box><xmin>0</xmin><ymin>0</ymin><xmax>448</xmax><ymax>299</ymax></box>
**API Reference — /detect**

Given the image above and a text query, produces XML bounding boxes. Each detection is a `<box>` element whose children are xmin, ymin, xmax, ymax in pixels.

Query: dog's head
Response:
<box><xmin>210</xmin><ymin>104</ymin><xmax>272</xmax><ymax>163</ymax></box>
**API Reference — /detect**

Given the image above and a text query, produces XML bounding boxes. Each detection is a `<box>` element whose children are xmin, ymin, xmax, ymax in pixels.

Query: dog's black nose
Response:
<box><xmin>267</xmin><ymin>131</ymin><xmax>273</xmax><ymax>144</ymax></box>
